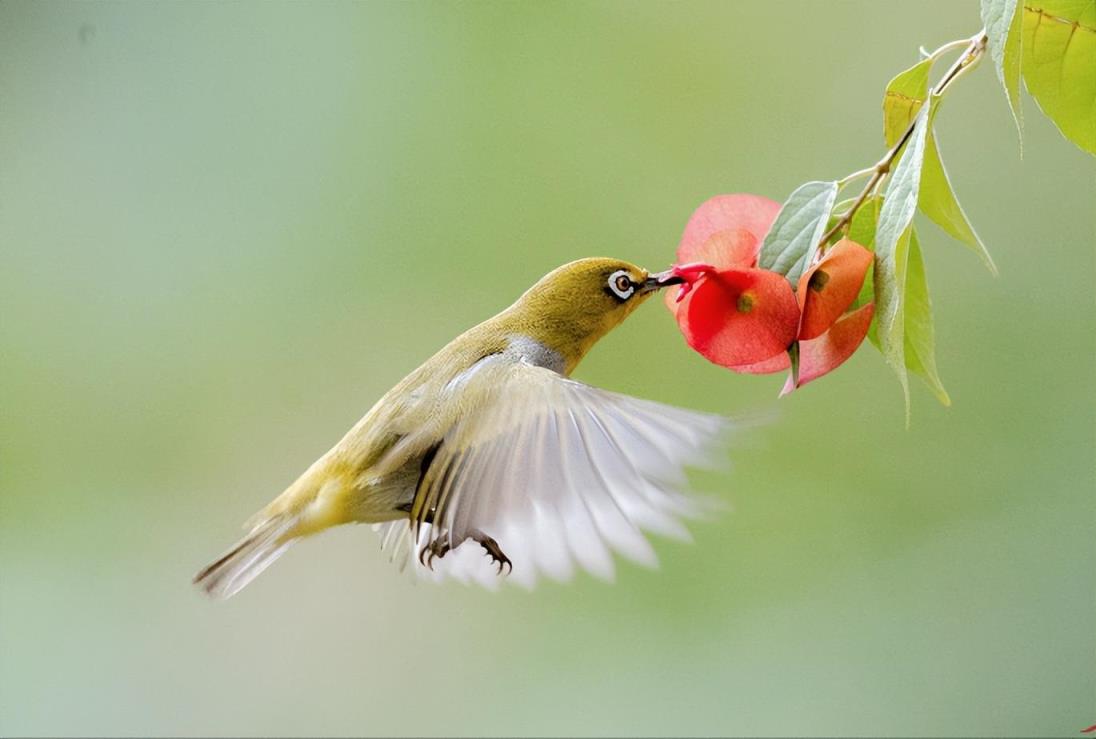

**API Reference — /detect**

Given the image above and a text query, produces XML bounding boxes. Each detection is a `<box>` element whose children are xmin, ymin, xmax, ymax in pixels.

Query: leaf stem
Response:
<box><xmin>837</xmin><ymin>165</ymin><xmax>876</xmax><ymax>188</ymax></box>
<box><xmin>922</xmin><ymin>37</ymin><xmax>972</xmax><ymax>61</ymax></box>
<box><xmin>817</xmin><ymin>29</ymin><xmax>988</xmax><ymax>250</ymax></box>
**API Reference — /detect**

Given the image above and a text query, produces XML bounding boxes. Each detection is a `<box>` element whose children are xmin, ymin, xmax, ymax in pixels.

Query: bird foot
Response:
<box><xmin>472</xmin><ymin>531</ymin><xmax>512</xmax><ymax>575</ymax></box>
<box><xmin>417</xmin><ymin>534</ymin><xmax>450</xmax><ymax>571</ymax></box>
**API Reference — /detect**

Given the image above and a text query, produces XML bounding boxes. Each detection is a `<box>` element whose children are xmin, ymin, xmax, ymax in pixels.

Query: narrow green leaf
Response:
<box><xmin>832</xmin><ymin>196</ymin><xmax>859</xmax><ymax>214</ymax></box>
<box><xmin>981</xmin><ymin>0</ymin><xmax>1024</xmax><ymax>133</ymax></box>
<box><xmin>883</xmin><ymin>57</ymin><xmax>933</xmax><ymax>147</ymax></box>
<box><xmin>880</xmin><ymin>49</ymin><xmax>998</xmax><ymax>274</ymax></box>
<box><xmin>758</xmin><ymin>180</ymin><xmax>839</xmax><ymax>285</ymax></box>
<box><xmin>874</xmin><ymin>101</ymin><xmax>935</xmax><ymax>415</ymax></box>
<box><xmin>903</xmin><ymin>227</ymin><xmax>951</xmax><ymax>406</ymax></box>
<box><xmin>875</xmin><ymin>227</ymin><xmax>913</xmax><ymax>418</ymax></box>
<box><xmin>1020</xmin><ymin>0</ymin><xmax>1096</xmax><ymax>156</ymax></box>
<box><xmin>919</xmin><ymin>131</ymin><xmax>998</xmax><ymax>274</ymax></box>
<box><xmin>849</xmin><ymin>195</ymin><xmax>882</xmax><ymax>249</ymax></box>
<box><xmin>849</xmin><ymin>196</ymin><xmax>881</xmax><ymax>311</ymax></box>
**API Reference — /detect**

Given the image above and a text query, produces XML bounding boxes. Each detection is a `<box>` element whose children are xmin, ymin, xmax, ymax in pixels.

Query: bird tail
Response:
<box><xmin>193</xmin><ymin>514</ymin><xmax>298</xmax><ymax>600</ymax></box>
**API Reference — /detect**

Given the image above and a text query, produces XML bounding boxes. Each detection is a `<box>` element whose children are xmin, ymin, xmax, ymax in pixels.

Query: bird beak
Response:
<box><xmin>641</xmin><ymin>269</ymin><xmax>685</xmax><ymax>293</ymax></box>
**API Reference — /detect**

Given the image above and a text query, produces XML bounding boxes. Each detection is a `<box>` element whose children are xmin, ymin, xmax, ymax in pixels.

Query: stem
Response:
<box><xmin>817</xmin><ymin>29</ymin><xmax>988</xmax><ymax>250</ymax></box>
<box><xmin>922</xmin><ymin>37</ymin><xmax>971</xmax><ymax>61</ymax></box>
<box><xmin>837</xmin><ymin>165</ymin><xmax>876</xmax><ymax>188</ymax></box>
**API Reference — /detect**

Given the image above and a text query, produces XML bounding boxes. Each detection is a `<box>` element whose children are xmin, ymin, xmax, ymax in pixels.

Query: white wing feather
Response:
<box><xmin>374</xmin><ymin>357</ymin><xmax>736</xmax><ymax>588</ymax></box>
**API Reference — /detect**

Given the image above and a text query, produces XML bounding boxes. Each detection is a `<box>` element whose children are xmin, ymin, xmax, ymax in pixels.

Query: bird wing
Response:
<box><xmin>374</xmin><ymin>355</ymin><xmax>739</xmax><ymax>589</ymax></box>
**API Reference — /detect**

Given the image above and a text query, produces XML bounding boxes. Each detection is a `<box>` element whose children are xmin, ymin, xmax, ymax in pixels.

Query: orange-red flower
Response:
<box><xmin>679</xmin><ymin>266</ymin><xmax>801</xmax><ymax>367</ymax></box>
<box><xmin>666</xmin><ymin>195</ymin><xmax>799</xmax><ymax>368</ymax></box>
<box><xmin>782</xmin><ymin>237</ymin><xmax>874</xmax><ymax>393</ymax></box>
<box><xmin>676</xmin><ymin>193</ymin><xmax>782</xmax><ymax>268</ymax></box>
<box><xmin>783</xmin><ymin>302</ymin><xmax>874</xmax><ymax>394</ymax></box>
<box><xmin>667</xmin><ymin>195</ymin><xmax>875</xmax><ymax>393</ymax></box>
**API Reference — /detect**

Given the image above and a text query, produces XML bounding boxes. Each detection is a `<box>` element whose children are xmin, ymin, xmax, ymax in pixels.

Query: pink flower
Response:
<box><xmin>666</xmin><ymin>195</ymin><xmax>874</xmax><ymax>393</ymax></box>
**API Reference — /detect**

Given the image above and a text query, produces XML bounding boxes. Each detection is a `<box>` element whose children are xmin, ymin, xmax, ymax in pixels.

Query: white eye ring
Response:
<box><xmin>608</xmin><ymin>269</ymin><xmax>636</xmax><ymax>300</ymax></box>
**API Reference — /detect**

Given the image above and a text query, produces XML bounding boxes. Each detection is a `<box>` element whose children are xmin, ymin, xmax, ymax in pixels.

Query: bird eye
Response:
<box><xmin>608</xmin><ymin>270</ymin><xmax>636</xmax><ymax>300</ymax></box>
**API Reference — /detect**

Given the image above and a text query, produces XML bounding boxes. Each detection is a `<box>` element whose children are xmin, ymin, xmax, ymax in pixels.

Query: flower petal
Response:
<box><xmin>782</xmin><ymin>302</ymin><xmax>875</xmax><ymax>394</ymax></box>
<box><xmin>677</xmin><ymin>194</ymin><xmax>782</xmax><ymax>268</ymax></box>
<box><xmin>665</xmin><ymin>284</ymin><xmax>681</xmax><ymax>315</ymax></box>
<box><xmin>730</xmin><ymin>350</ymin><xmax>791</xmax><ymax>375</ymax></box>
<box><xmin>663</xmin><ymin>263</ymin><xmax>715</xmax><ymax>316</ymax></box>
<box><xmin>796</xmin><ymin>238</ymin><xmax>874</xmax><ymax>341</ymax></box>
<box><xmin>679</xmin><ymin>268</ymin><xmax>799</xmax><ymax>367</ymax></box>
<box><xmin>682</xmin><ymin>229</ymin><xmax>760</xmax><ymax>272</ymax></box>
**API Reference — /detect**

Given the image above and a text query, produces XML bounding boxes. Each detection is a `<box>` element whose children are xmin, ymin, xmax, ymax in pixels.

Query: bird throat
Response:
<box><xmin>504</xmin><ymin>335</ymin><xmax>567</xmax><ymax>375</ymax></box>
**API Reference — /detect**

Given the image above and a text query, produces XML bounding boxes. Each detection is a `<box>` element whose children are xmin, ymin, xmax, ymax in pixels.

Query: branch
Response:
<box><xmin>817</xmin><ymin>29</ymin><xmax>989</xmax><ymax>250</ymax></box>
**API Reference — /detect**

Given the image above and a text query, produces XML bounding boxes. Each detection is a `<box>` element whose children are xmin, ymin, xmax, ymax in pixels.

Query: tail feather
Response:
<box><xmin>193</xmin><ymin>516</ymin><xmax>297</xmax><ymax>599</ymax></box>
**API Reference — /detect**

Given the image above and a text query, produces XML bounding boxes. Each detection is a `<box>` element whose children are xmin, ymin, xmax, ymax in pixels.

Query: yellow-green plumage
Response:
<box><xmin>195</xmin><ymin>258</ymin><xmax>729</xmax><ymax>598</ymax></box>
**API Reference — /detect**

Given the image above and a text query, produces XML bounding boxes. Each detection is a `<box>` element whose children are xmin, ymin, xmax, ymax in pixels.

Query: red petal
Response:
<box><xmin>679</xmin><ymin>268</ymin><xmax>799</xmax><ymax>367</ymax></box>
<box><xmin>682</xmin><ymin>229</ymin><xmax>760</xmax><ymax>272</ymax></box>
<box><xmin>730</xmin><ymin>350</ymin><xmax>791</xmax><ymax>375</ymax></box>
<box><xmin>665</xmin><ymin>284</ymin><xmax>681</xmax><ymax>315</ymax></box>
<box><xmin>796</xmin><ymin>238</ymin><xmax>874</xmax><ymax>340</ymax></box>
<box><xmin>662</xmin><ymin>263</ymin><xmax>715</xmax><ymax>317</ymax></box>
<box><xmin>677</xmin><ymin>194</ymin><xmax>782</xmax><ymax>268</ymax></box>
<box><xmin>782</xmin><ymin>302</ymin><xmax>874</xmax><ymax>394</ymax></box>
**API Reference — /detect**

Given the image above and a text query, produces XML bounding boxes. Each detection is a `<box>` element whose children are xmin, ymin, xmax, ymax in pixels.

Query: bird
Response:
<box><xmin>193</xmin><ymin>257</ymin><xmax>738</xmax><ymax>598</ymax></box>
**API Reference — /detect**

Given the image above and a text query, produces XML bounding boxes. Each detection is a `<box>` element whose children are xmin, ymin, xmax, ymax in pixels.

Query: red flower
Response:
<box><xmin>666</xmin><ymin>195</ymin><xmax>875</xmax><ymax>393</ymax></box>
<box><xmin>665</xmin><ymin>195</ymin><xmax>799</xmax><ymax>368</ymax></box>
<box><xmin>676</xmin><ymin>194</ymin><xmax>782</xmax><ymax>268</ymax></box>
<box><xmin>782</xmin><ymin>303</ymin><xmax>874</xmax><ymax>394</ymax></box>
<box><xmin>796</xmin><ymin>238</ymin><xmax>874</xmax><ymax>341</ymax></box>
<box><xmin>783</xmin><ymin>238</ymin><xmax>874</xmax><ymax>393</ymax></box>
<box><xmin>679</xmin><ymin>267</ymin><xmax>801</xmax><ymax>367</ymax></box>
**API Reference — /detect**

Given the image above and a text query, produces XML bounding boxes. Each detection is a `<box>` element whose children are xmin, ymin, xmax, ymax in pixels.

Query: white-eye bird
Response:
<box><xmin>194</xmin><ymin>258</ymin><xmax>736</xmax><ymax>598</ymax></box>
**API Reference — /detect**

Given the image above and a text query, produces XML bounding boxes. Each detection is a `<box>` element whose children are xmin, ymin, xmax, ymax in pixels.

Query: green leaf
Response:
<box><xmin>982</xmin><ymin>0</ymin><xmax>1024</xmax><ymax>132</ymax></box>
<box><xmin>883</xmin><ymin>57</ymin><xmax>933</xmax><ymax>147</ymax></box>
<box><xmin>875</xmin><ymin>227</ymin><xmax>913</xmax><ymax>417</ymax></box>
<box><xmin>880</xmin><ymin>51</ymin><xmax>997</xmax><ymax>275</ymax></box>
<box><xmin>903</xmin><ymin>227</ymin><xmax>951</xmax><ymax>406</ymax></box>
<box><xmin>758</xmin><ymin>180</ymin><xmax>839</xmax><ymax>285</ymax></box>
<box><xmin>832</xmin><ymin>196</ymin><xmax>859</xmax><ymax>214</ymax></box>
<box><xmin>919</xmin><ymin>131</ymin><xmax>998</xmax><ymax>274</ymax></box>
<box><xmin>849</xmin><ymin>195</ymin><xmax>882</xmax><ymax>249</ymax></box>
<box><xmin>849</xmin><ymin>196</ymin><xmax>881</xmax><ymax>311</ymax></box>
<box><xmin>873</xmin><ymin>101</ymin><xmax>935</xmax><ymax>415</ymax></box>
<box><xmin>1020</xmin><ymin>0</ymin><xmax>1096</xmax><ymax>156</ymax></box>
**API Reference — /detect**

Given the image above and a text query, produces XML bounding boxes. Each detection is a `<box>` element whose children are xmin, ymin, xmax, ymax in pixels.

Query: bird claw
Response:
<box><xmin>418</xmin><ymin>531</ymin><xmax>511</xmax><ymax>576</ymax></box>
<box><xmin>474</xmin><ymin>533</ymin><xmax>512</xmax><ymax>576</ymax></box>
<box><xmin>417</xmin><ymin>535</ymin><xmax>450</xmax><ymax>571</ymax></box>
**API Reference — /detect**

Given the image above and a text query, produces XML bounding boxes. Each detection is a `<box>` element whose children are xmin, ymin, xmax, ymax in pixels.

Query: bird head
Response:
<box><xmin>497</xmin><ymin>257</ymin><xmax>683</xmax><ymax>374</ymax></box>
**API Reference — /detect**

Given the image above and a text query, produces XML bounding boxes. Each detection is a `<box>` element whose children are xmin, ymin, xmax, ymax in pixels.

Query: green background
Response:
<box><xmin>1</xmin><ymin>1</ymin><xmax>1093</xmax><ymax>736</ymax></box>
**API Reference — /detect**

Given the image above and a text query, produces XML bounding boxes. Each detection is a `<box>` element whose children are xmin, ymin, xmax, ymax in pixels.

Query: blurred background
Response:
<box><xmin>1</xmin><ymin>1</ymin><xmax>1092</xmax><ymax>736</ymax></box>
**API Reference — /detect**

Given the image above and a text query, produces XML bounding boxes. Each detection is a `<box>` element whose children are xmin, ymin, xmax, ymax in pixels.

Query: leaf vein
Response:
<box><xmin>1023</xmin><ymin>5</ymin><xmax>1096</xmax><ymax>35</ymax></box>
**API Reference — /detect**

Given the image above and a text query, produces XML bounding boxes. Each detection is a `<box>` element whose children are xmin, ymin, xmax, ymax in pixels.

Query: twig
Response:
<box><xmin>817</xmin><ymin>29</ymin><xmax>989</xmax><ymax>250</ymax></box>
